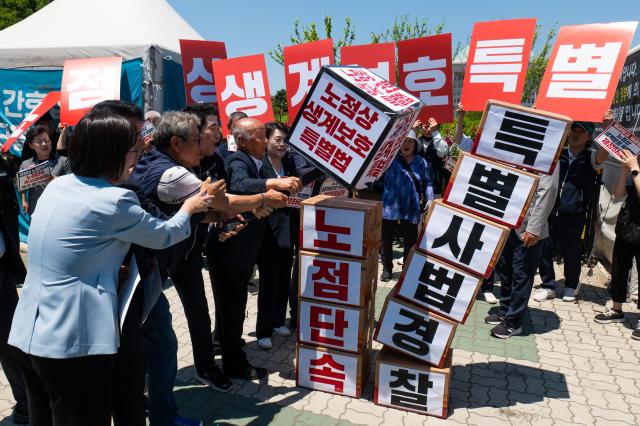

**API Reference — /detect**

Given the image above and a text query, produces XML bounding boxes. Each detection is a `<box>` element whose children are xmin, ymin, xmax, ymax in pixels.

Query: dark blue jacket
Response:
<box><xmin>126</xmin><ymin>147</ymin><xmax>204</xmax><ymax>277</ymax></box>
<box><xmin>556</xmin><ymin>149</ymin><xmax>597</xmax><ymax>215</ymax></box>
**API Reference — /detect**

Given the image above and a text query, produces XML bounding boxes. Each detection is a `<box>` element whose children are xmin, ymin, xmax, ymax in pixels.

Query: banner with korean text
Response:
<box><xmin>1</xmin><ymin>91</ymin><xmax>61</xmax><ymax>153</ymax></box>
<box><xmin>461</xmin><ymin>18</ymin><xmax>537</xmax><ymax>111</ymax></box>
<box><xmin>212</xmin><ymin>54</ymin><xmax>274</xmax><ymax>137</ymax></box>
<box><xmin>340</xmin><ymin>42</ymin><xmax>396</xmax><ymax>83</ymax></box>
<box><xmin>179</xmin><ymin>39</ymin><xmax>227</xmax><ymax>105</ymax></box>
<box><xmin>595</xmin><ymin>122</ymin><xmax>640</xmax><ymax>160</ymax></box>
<box><xmin>535</xmin><ymin>21</ymin><xmax>638</xmax><ymax>121</ymax></box>
<box><xmin>398</xmin><ymin>34</ymin><xmax>454</xmax><ymax>123</ymax></box>
<box><xmin>284</xmin><ymin>39</ymin><xmax>335</xmax><ymax>124</ymax></box>
<box><xmin>60</xmin><ymin>57</ymin><xmax>123</xmax><ymax>125</ymax></box>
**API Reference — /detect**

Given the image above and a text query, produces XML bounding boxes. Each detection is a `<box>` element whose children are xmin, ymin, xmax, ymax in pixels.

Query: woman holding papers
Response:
<box><xmin>8</xmin><ymin>112</ymin><xmax>212</xmax><ymax>426</ymax></box>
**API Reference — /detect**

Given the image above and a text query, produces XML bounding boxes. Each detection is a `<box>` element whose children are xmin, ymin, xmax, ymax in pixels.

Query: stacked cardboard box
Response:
<box><xmin>373</xmin><ymin>101</ymin><xmax>571</xmax><ymax>417</ymax></box>
<box><xmin>295</xmin><ymin>195</ymin><xmax>382</xmax><ymax>398</ymax></box>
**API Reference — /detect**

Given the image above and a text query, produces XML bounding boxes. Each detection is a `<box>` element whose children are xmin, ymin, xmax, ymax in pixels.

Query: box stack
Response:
<box><xmin>296</xmin><ymin>195</ymin><xmax>382</xmax><ymax>398</ymax></box>
<box><xmin>373</xmin><ymin>100</ymin><xmax>572</xmax><ymax>417</ymax></box>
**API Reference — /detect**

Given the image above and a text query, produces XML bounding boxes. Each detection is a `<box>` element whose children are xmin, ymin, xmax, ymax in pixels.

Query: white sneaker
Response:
<box><xmin>533</xmin><ymin>288</ymin><xmax>556</xmax><ymax>302</ymax></box>
<box><xmin>257</xmin><ymin>338</ymin><xmax>272</xmax><ymax>350</ymax></box>
<box><xmin>483</xmin><ymin>292</ymin><xmax>498</xmax><ymax>304</ymax></box>
<box><xmin>562</xmin><ymin>288</ymin><xmax>577</xmax><ymax>302</ymax></box>
<box><xmin>273</xmin><ymin>325</ymin><xmax>291</xmax><ymax>337</ymax></box>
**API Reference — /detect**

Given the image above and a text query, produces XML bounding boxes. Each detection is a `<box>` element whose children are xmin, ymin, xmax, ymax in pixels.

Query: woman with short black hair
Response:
<box><xmin>8</xmin><ymin>111</ymin><xmax>213</xmax><ymax>426</ymax></box>
<box><xmin>18</xmin><ymin>125</ymin><xmax>66</xmax><ymax>216</ymax></box>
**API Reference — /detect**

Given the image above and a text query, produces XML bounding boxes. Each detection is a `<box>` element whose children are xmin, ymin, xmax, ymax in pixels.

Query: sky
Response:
<box><xmin>167</xmin><ymin>0</ymin><xmax>640</xmax><ymax>93</ymax></box>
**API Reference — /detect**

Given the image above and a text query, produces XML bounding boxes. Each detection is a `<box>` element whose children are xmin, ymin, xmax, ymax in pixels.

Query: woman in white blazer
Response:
<box><xmin>8</xmin><ymin>111</ymin><xmax>212</xmax><ymax>426</ymax></box>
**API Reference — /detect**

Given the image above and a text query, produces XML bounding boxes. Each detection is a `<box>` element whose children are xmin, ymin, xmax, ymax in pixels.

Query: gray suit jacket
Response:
<box><xmin>516</xmin><ymin>166</ymin><xmax>559</xmax><ymax>240</ymax></box>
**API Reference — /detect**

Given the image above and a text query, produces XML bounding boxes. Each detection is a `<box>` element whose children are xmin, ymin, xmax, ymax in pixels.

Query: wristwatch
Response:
<box><xmin>632</xmin><ymin>169</ymin><xmax>639</xmax><ymax>177</ymax></box>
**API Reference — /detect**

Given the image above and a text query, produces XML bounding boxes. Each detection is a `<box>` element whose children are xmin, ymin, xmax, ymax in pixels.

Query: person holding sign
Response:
<box><xmin>594</xmin><ymin>150</ymin><xmax>640</xmax><ymax>340</ymax></box>
<box><xmin>414</xmin><ymin>117</ymin><xmax>449</xmax><ymax>195</ymax></box>
<box><xmin>8</xmin><ymin>112</ymin><xmax>213</xmax><ymax>426</ymax></box>
<box><xmin>535</xmin><ymin>114</ymin><xmax>611</xmax><ymax>303</ymax></box>
<box><xmin>18</xmin><ymin>126</ymin><xmax>67</xmax><ymax>216</ymax></box>
<box><xmin>380</xmin><ymin>130</ymin><xmax>434</xmax><ymax>282</ymax></box>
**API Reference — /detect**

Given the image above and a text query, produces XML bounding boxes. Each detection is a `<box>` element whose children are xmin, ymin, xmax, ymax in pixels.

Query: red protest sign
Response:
<box><xmin>284</xmin><ymin>39</ymin><xmax>335</xmax><ymax>124</ymax></box>
<box><xmin>60</xmin><ymin>57</ymin><xmax>122</xmax><ymax>125</ymax></box>
<box><xmin>2</xmin><ymin>91</ymin><xmax>61</xmax><ymax>153</ymax></box>
<box><xmin>212</xmin><ymin>54</ymin><xmax>274</xmax><ymax>137</ymax></box>
<box><xmin>340</xmin><ymin>42</ymin><xmax>396</xmax><ymax>83</ymax></box>
<box><xmin>179</xmin><ymin>39</ymin><xmax>227</xmax><ymax>105</ymax></box>
<box><xmin>460</xmin><ymin>18</ymin><xmax>536</xmax><ymax>111</ymax></box>
<box><xmin>398</xmin><ymin>34</ymin><xmax>454</xmax><ymax>123</ymax></box>
<box><xmin>535</xmin><ymin>22</ymin><xmax>638</xmax><ymax>122</ymax></box>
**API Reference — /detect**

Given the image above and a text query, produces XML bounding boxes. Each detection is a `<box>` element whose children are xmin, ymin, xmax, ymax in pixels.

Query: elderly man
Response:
<box><xmin>127</xmin><ymin>112</ymin><xmax>286</xmax><ymax>425</ymax></box>
<box><xmin>205</xmin><ymin>118</ymin><xmax>301</xmax><ymax>380</ymax></box>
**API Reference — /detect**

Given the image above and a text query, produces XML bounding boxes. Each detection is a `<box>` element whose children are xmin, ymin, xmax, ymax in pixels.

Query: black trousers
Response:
<box><xmin>21</xmin><ymin>353</ymin><xmax>114</xmax><ymax>426</ymax></box>
<box><xmin>0</xmin><ymin>266</ymin><xmax>28</xmax><ymax>415</ymax></box>
<box><xmin>112</xmin><ymin>282</ymin><xmax>146</xmax><ymax>426</ymax></box>
<box><xmin>257</xmin><ymin>233</ymin><xmax>293</xmax><ymax>339</ymax></box>
<box><xmin>380</xmin><ymin>219</ymin><xmax>418</xmax><ymax>273</ymax></box>
<box><xmin>539</xmin><ymin>213</ymin><xmax>585</xmax><ymax>289</ymax></box>
<box><xmin>207</xmin><ymin>258</ymin><xmax>253</xmax><ymax>375</ymax></box>
<box><xmin>289</xmin><ymin>250</ymin><xmax>300</xmax><ymax>329</ymax></box>
<box><xmin>496</xmin><ymin>231</ymin><xmax>546</xmax><ymax>329</ymax></box>
<box><xmin>171</xmin><ymin>247</ymin><xmax>215</xmax><ymax>375</ymax></box>
<box><xmin>481</xmin><ymin>271</ymin><xmax>496</xmax><ymax>292</ymax></box>
<box><xmin>610</xmin><ymin>236</ymin><xmax>640</xmax><ymax>307</ymax></box>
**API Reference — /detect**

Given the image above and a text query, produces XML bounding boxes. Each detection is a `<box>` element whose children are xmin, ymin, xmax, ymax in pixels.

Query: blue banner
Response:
<box><xmin>0</xmin><ymin>58</ymin><xmax>143</xmax><ymax>242</ymax></box>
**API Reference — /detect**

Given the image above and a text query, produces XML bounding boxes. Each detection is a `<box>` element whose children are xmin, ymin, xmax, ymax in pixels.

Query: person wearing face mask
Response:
<box><xmin>379</xmin><ymin>130</ymin><xmax>434</xmax><ymax>282</ymax></box>
<box><xmin>18</xmin><ymin>125</ymin><xmax>67</xmax><ymax>216</ymax></box>
<box><xmin>8</xmin><ymin>112</ymin><xmax>212</xmax><ymax>426</ymax></box>
<box><xmin>534</xmin><ymin>113</ymin><xmax>610</xmax><ymax>303</ymax></box>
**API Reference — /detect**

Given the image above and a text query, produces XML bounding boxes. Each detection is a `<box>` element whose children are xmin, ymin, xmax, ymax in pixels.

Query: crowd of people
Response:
<box><xmin>0</xmin><ymin>98</ymin><xmax>638</xmax><ymax>425</ymax></box>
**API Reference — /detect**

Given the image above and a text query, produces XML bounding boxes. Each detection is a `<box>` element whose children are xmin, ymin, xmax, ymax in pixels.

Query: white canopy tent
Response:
<box><xmin>0</xmin><ymin>0</ymin><xmax>203</xmax><ymax>111</ymax></box>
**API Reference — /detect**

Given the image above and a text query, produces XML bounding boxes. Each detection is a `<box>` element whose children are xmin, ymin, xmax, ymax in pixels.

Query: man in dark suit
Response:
<box><xmin>0</xmin><ymin>154</ymin><xmax>29</xmax><ymax>424</ymax></box>
<box><xmin>205</xmin><ymin>118</ymin><xmax>301</xmax><ymax>380</ymax></box>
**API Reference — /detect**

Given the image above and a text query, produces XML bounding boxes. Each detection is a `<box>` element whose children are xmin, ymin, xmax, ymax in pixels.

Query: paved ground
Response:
<box><xmin>1</xmin><ymin>249</ymin><xmax>640</xmax><ymax>425</ymax></box>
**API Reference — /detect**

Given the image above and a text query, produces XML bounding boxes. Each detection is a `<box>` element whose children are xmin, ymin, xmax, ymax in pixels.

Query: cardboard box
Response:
<box><xmin>417</xmin><ymin>199</ymin><xmax>509</xmax><ymax>277</ymax></box>
<box><xmin>374</xmin><ymin>347</ymin><xmax>453</xmax><ymax>418</ymax></box>
<box><xmin>444</xmin><ymin>152</ymin><xmax>539</xmax><ymax>228</ymax></box>
<box><xmin>473</xmin><ymin>100</ymin><xmax>571</xmax><ymax>175</ymax></box>
<box><xmin>374</xmin><ymin>294</ymin><xmax>457</xmax><ymax>367</ymax></box>
<box><xmin>299</xmin><ymin>250</ymin><xmax>377</xmax><ymax>308</ymax></box>
<box><xmin>301</xmin><ymin>195</ymin><xmax>382</xmax><ymax>259</ymax></box>
<box><xmin>395</xmin><ymin>248</ymin><xmax>483</xmax><ymax>323</ymax></box>
<box><xmin>287</xmin><ymin>65</ymin><xmax>422</xmax><ymax>190</ymax></box>
<box><xmin>296</xmin><ymin>343</ymin><xmax>370</xmax><ymax>398</ymax></box>
<box><xmin>298</xmin><ymin>296</ymin><xmax>374</xmax><ymax>354</ymax></box>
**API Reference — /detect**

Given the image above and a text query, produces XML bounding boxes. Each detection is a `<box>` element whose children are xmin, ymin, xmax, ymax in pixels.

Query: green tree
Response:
<box><xmin>0</xmin><ymin>0</ymin><xmax>51</xmax><ymax>30</ymax></box>
<box><xmin>268</xmin><ymin>16</ymin><xmax>356</xmax><ymax>65</ymax></box>
<box><xmin>522</xmin><ymin>25</ymin><xmax>557</xmax><ymax>103</ymax></box>
<box><xmin>370</xmin><ymin>15</ymin><xmax>445</xmax><ymax>44</ymax></box>
<box><xmin>271</xmin><ymin>88</ymin><xmax>288</xmax><ymax>123</ymax></box>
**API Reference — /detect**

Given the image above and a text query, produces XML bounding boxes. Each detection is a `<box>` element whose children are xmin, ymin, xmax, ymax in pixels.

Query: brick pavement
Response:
<box><xmin>1</xmin><ymin>253</ymin><xmax>640</xmax><ymax>425</ymax></box>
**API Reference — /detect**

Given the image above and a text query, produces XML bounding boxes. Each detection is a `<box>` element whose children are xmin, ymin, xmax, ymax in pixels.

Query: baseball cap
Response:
<box><xmin>572</xmin><ymin>121</ymin><xmax>595</xmax><ymax>134</ymax></box>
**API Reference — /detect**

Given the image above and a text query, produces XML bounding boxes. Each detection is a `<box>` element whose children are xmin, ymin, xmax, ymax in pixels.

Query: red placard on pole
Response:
<box><xmin>284</xmin><ymin>39</ymin><xmax>335</xmax><ymax>124</ymax></box>
<box><xmin>535</xmin><ymin>21</ymin><xmax>638</xmax><ymax>122</ymax></box>
<box><xmin>179</xmin><ymin>39</ymin><xmax>227</xmax><ymax>105</ymax></box>
<box><xmin>460</xmin><ymin>18</ymin><xmax>537</xmax><ymax>111</ymax></box>
<box><xmin>60</xmin><ymin>57</ymin><xmax>122</xmax><ymax>125</ymax></box>
<box><xmin>340</xmin><ymin>42</ymin><xmax>396</xmax><ymax>83</ymax></box>
<box><xmin>1</xmin><ymin>91</ymin><xmax>61</xmax><ymax>153</ymax></box>
<box><xmin>212</xmin><ymin>54</ymin><xmax>274</xmax><ymax>137</ymax></box>
<box><xmin>398</xmin><ymin>34</ymin><xmax>454</xmax><ymax>123</ymax></box>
